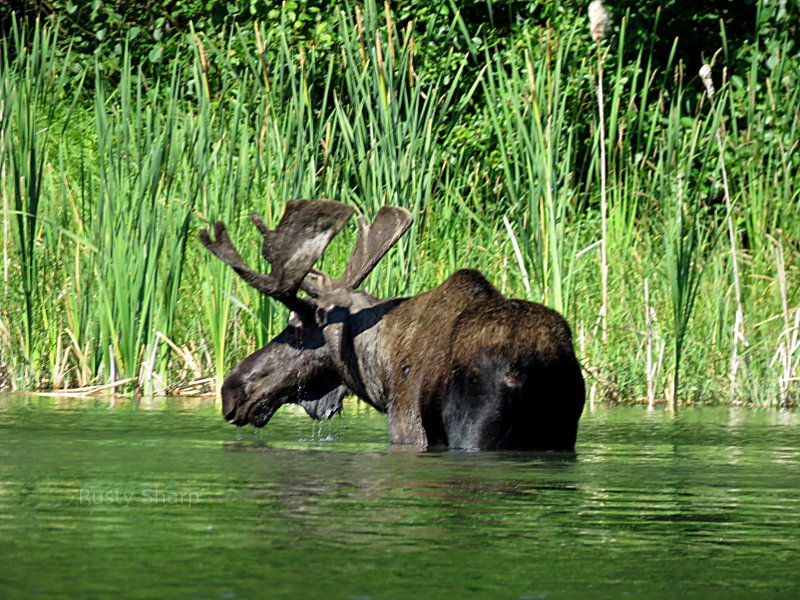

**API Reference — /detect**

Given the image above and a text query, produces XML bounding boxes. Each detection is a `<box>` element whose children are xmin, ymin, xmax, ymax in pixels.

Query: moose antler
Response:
<box><xmin>200</xmin><ymin>199</ymin><xmax>354</xmax><ymax>311</ymax></box>
<box><xmin>302</xmin><ymin>205</ymin><xmax>413</xmax><ymax>297</ymax></box>
<box><xmin>339</xmin><ymin>206</ymin><xmax>413</xmax><ymax>289</ymax></box>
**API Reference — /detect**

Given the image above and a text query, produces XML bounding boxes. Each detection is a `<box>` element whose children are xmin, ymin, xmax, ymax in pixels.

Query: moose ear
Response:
<box><xmin>338</xmin><ymin>205</ymin><xmax>413</xmax><ymax>290</ymax></box>
<box><xmin>251</xmin><ymin>199</ymin><xmax>354</xmax><ymax>294</ymax></box>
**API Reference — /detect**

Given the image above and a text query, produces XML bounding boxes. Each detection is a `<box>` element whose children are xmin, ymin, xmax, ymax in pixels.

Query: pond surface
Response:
<box><xmin>0</xmin><ymin>394</ymin><xmax>798</xmax><ymax>599</ymax></box>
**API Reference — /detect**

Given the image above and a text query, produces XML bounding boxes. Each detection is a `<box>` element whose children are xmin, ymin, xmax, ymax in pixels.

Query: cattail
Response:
<box><xmin>192</xmin><ymin>30</ymin><xmax>209</xmax><ymax>74</ymax></box>
<box><xmin>588</xmin><ymin>0</ymin><xmax>610</xmax><ymax>42</ymax></box>
<box><xmin>589</xmin><ymin>0</ymin><xmax>611</xmax><ymax>340</ymax></box>
<box><xmin>699</xmin><ymin>64</ymin><xmax>715</xmax><ymax>99</ymax></box>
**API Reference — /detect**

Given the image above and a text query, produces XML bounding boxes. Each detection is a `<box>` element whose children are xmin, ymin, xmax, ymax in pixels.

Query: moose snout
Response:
<box><xmin>220</xmin><ymin>378</ymin><xmax>242</xmax><ymax>423</ymax></box>
<box><xmin>222</xmin><ymin>404</ymin><xmax>235</xmax><ymax>424</ymax></box>
<box><xmin>221</xmin><ymin>393</ymin><xmax>237</xmax><ymax>423</ymax></box>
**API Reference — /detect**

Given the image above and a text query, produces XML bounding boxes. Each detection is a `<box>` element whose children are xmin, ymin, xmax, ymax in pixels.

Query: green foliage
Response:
<box><xmin>1</xmin><ymin>1</ymin><xmax>799</xmax><ymax>406</ymax></box>
<box><xmin>481</xmin><ymin>23</ymin><xmax>586</xmax><ymax>314</ymax></box>
<box><xmin>7</xmin><ymin>0</ymin><xmax>342</xmax><ymax>83</ymax></box>
<box><xmin>0</xmin><ymin>17</ymin><xmax>83</xmax><ymax>386</ymax></box>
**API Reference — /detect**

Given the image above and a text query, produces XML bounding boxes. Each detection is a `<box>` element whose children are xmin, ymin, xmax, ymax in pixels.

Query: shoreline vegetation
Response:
<box><xmin>1</xmin><ymin>1</ymin><xmax>798</xmax><ymax>409</ymax></box>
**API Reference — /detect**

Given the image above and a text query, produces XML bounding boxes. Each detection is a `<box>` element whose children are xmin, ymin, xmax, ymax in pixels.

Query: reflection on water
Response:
<box><xmin>0</xmin><ymin>394</ymin><xmax>798</xmax><ymax>599</ymax></box>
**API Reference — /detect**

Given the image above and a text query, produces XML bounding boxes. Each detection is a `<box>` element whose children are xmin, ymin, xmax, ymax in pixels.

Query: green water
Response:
<box><xmin>0</xmin><ymin>395</ymin><xmax>798</xmax><ymax>599</ymax></box>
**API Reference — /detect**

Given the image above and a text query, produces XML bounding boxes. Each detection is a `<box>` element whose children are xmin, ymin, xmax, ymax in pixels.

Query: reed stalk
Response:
<box><xmin>768</xmin><ymin>234</ymin><xmax>798</xmax><ymax>408</ymax></box>
<box><xmin>589</xmin><ymin>0</ymin><xmax>610</xmax><ymax>342</ymax></box>
<box><xmin>481</xmin><ymin>25</ymin><xmax>582</xmax><ymax>315</ymax></box>
<box><xmin>643</xmin><ymin>278</ymin><xmax>665</xmax><ymax>408</ymax></box>
<box><xmin>700</xmin><ymin>58</ymin><xmax>747</xmax><ymax>401</ymax></box>
<box><xmin>332</xmin><ymin>3</ymin><xmax>476</xmax><ymax>296</ymax></box>
<box><xmin>660</xmin><ymin>74</ymin><xmax>723</xmax><ymax>410</ymax></box>
<box><xmin>1</xmin><ymin>16</ymin><xmax>78</xmax><ymax>385</ymax></box>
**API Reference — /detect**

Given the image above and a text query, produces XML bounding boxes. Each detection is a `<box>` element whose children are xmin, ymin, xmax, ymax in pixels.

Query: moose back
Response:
<box><xmin>200</xmin><ymin>199</ymin><xmax>585</xmax><ymax>451</ymax></box>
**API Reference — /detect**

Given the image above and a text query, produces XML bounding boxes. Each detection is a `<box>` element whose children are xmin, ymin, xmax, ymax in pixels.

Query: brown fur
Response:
<box><xmin>201</xmin><ymin>202</ymin><xmax>585</xmax><ymax>451</ymax></box>
<box><xmin>325</xmin><ymin>270</ymin><xmax>584</xmax><ymax>450</ymax></box>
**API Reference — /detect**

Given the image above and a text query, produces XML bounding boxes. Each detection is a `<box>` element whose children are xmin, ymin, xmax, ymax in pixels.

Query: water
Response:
<box><xmin>1</xmin><ymin>394</ymin><xmax>798</xmax><ymax>599</ymax></box>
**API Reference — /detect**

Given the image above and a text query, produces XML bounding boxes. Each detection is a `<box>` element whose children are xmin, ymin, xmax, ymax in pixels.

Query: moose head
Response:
<box><xmin>200</xmin><ymin>199</ymin><xmax>412</xmax><ymax>429</ymax></box>
<box><xmin>201</xmin><ymin>199</ymin><xmax>585</xmax><ymax>451</ymax></box>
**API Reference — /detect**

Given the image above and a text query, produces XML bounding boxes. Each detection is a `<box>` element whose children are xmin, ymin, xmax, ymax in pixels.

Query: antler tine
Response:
<box><xmin>336</xmin><ymin>206</ymin><xmax>413</xmax><ymax>291</ymax></box>
<box><xmin>200</xmin><ymin>199</ymin><xmax>354</xmax><ymax>311</ymax></box>
<box><xmin>199</xmin><ymin>220</ymin><xmax>304</xmax><ymax>309</ymax></box>
<box><xmin>300</xmin><ymin>268</ymin><xmax>334</xmax><ymax>298</ymax></box>
<box><xmin>249</xmin><ymin>212</ymin><xmax>274</xmax><ymax>263</ymax></box>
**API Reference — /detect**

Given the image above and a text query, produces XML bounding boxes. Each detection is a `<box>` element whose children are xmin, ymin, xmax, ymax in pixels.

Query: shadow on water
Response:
<box><xmin>1</xmin><ymin>393</ymin><xmax>799</xmax><ymax>599</ymax></box>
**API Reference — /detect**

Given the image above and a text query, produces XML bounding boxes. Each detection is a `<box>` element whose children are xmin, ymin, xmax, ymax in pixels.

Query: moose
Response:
<box><xmin>200</xmin><ymin>199</ymin><xmax>585</xmax><ymax>451</ymax></box>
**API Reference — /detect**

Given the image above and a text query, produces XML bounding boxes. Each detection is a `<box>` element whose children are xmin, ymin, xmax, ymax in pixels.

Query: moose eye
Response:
<box><xmin>285</xmin><ymin>324</ymin><xmax>304</xmax><ymax>347</ymax></box>
<box><xmin>316</xmin><ymin>304</ymin><xmax>346</xmax><ymax>327</ymax></box>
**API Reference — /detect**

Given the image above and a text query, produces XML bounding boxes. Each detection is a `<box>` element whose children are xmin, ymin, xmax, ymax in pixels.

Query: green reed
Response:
<box><xmin>87</xmin><ymin>56</ymin><xmax>196</xmax><ymax>393</ymax></box>
<box><xmin>481</xmin><ymin>24</ymin><xmax>586</xmax><ymax>316</ymax></box>
<box><xmin>0</xmin><ymin>17</ymin><xmax>82</xmax><ymax>387</ymax></box>
<box><xmin>330</xmin><ymin>2</ymin><xmax>479</xmax><ymax>296</ymax></box>
<box><xmin>1</xmin><ymin>2</ymin><xmax>798</xmax><ymax>406</ymax></box>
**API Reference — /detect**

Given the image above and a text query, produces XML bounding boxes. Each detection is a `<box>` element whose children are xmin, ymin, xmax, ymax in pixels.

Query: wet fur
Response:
<box><xmin>204</xmin><ymin>201</ymin><xmax>585</xmax><ymax>451</ymax></box>
<box><xmin>316</xmin><ymin>269</ymin><xmax>584</xmax><ymax>451</ymax></box>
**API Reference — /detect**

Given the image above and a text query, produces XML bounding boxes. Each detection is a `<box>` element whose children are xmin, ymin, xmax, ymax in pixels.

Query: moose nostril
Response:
<box><xmin>222</xmin><ymin>400</ymin><xmax>237</xmax><ymax>422</ymax></box>
<box><xmin>220</xmin><ymin>383</ymin><xmax>239</xmax><ymax>422</ymax></box>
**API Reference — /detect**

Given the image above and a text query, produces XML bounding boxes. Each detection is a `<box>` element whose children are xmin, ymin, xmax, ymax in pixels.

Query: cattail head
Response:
<box><xmin>699</xmin><ymin>64</ymin><xmax>715</xmax><ymax>99</ymax></box>
<box><xmin>589</xmin><ymin>0</ymin><xmax>610</xmax><ymax>41</ymax></box>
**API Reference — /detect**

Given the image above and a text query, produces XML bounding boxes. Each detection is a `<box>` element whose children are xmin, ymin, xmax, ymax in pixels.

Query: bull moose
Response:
<box><xmin>200</xmin><ymin>199</ymin><xmax>585</xmax><ymax>451</ymax></box>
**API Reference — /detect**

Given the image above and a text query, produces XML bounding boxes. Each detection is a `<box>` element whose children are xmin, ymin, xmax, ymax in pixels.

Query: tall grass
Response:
<box><xmin>658</xmin><ymin>83</ymin><xmax>720</xmax><ymax>410</ymax></box>
<box><xmin>1</xmin><ymin>2</ymin><xmax>798</xmax><ymax>407</ymax></box>
<box><xmin>330</xmin><ymin>2</ymin><xmax>481</xmax><ymax>296</ymax></box>
<box><xmin>1</xmin><ymin>18</ymin><xmax>83</xmax><ymax>388</ymax></box>
<box><xmin>481</xmin><ymin>25</ymin><xmax>584</xmax><ymax>315</ymax></box>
